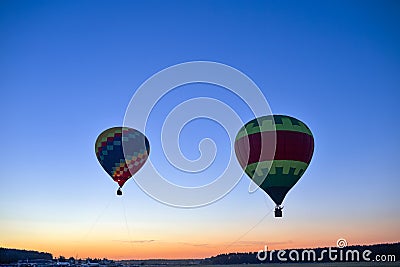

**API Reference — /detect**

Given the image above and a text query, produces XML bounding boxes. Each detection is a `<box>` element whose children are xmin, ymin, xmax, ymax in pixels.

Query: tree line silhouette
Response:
<box><xmin>0</xmin><ymin>248</ymin><xmax>52</xmax><ymax>264</ymax></box>
<box><xmin>1</xmin><ymin>243</ymin><xmax>398</xmax><ymax>265</ymax></box>
<box><xmin>201</xmin><ymin>243</ymin><xmax>400</xmax><ymax>264</ymax></box>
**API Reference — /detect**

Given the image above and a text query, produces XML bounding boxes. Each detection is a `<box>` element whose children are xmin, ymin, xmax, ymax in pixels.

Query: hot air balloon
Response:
<box><xmin>95</xmin><ymin>127</ymin><xmax>150</xmax><ymax>195</ymax></box>
<box><xmin>235</xmin><ymin>115</ymin><xmax>314</xmax><ymax>217</ymax></box>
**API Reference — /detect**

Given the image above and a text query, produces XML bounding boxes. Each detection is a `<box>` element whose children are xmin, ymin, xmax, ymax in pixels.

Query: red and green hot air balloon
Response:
<box><xmin>235</xmin><ymin>115</ymin><xmax>314</xmax><ymax>217</ymax></box>
<box><xmin>95</xmin><ymin>127</ymin><xmax>150</xmax><ymax>195</ymax></box>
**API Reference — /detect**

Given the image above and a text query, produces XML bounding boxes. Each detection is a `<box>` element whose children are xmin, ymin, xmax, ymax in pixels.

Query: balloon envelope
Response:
<box><xmin>235</xmin><ymin>115</ymin><xmax>314</xmax><ymax>206</ymax></box>
<box><xmin>95</xmin><ymin>127</ymin><xmax>150</xmax><ymax>188</ymax></box>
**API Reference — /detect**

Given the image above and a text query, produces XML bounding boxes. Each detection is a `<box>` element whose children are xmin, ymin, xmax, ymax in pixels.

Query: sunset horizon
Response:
<box><xmin>1</xmin><ymin>0</ymin><xmax>399</xmax><ymax>264</ymax></box>
<box><xmin>3</xmin><ymin>240</ymin><xmax>400</xmax><ymax>260</ymax></box>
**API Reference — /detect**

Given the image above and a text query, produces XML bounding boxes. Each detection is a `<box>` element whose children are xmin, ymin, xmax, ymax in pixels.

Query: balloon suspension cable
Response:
<box><xmin>274</xmin><ymin>205</ymin><xmax>283</xmax><ymax>218</ymax></box>
<box><xmin>224</xmin><ymin>200</ymin><xmax>274</xmax><ymax>251</ymax></box>
<box><xmin>117</xmin><ymin>187</ymin><xmax>122</xmax><ymax>196</ymax></box>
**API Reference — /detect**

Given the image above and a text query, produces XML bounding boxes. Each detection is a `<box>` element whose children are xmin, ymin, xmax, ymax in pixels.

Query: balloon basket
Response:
<box><xmin>274</xmin><ymin>206</ymin><xmax>283</xmax><ymax>217</ymax></box>
<box><xmin>117</xmin><ymin>188</ymin><xmax>122</xmax><ymax>196</ymax></box>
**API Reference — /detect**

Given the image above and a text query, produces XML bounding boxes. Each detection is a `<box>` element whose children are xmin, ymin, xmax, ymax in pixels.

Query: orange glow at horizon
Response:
<box><xmin>3</xmin><ymin>234</ymin><xmax>400</xmax><ymax>261</ymax></box>
<box><xmin>1</xmin><ymin>211</ymin><xmax>399</xmax><ymax>260</ymax></box>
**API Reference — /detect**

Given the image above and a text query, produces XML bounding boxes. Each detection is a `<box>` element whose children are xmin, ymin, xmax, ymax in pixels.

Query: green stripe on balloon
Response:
<box><xmin>235</xmin><ymin>115</ymin><xmax>312</xmax><ymax>140</ymax></box>
<box><xmin>245</xmin><ymin>160</ymin><xmax>308</xmax><ymax>186</ymax></box>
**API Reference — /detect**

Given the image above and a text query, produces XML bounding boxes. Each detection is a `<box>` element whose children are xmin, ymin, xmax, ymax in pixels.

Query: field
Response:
<box><xmin>196</xmin><ymin>263</ymin><xmax>399</xmax><ymax>267</ymax></box>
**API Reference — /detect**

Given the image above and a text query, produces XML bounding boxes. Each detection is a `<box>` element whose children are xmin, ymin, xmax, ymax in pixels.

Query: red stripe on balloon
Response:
<box><xmin>235</xmin><ymin>130</ymin><xmax>314</xmax><ymax>167</ymax></box>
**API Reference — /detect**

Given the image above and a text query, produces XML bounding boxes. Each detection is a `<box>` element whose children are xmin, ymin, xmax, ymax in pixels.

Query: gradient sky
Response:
<box><xmin>1</xmin><ymin>0</ymin><xmax>399</xmax><ymax>260</ymax></box>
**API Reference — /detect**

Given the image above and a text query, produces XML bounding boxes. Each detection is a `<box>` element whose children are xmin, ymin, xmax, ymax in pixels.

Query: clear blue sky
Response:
<box><xmin>1</xmin><ymin>0</ymin><xmax>399</xmax><ymax>259</ymax></box>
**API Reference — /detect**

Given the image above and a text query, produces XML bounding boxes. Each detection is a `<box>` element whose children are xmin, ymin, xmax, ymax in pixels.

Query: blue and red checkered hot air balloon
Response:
<box><xmin>95</xmin><ymin>127</ymin><xmax>150</xmax><ymax>195</ymax></box>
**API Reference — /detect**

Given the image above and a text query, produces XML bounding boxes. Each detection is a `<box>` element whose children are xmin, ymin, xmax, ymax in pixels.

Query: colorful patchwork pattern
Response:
<box><xmin>95</xmin><ymin>127</ymin><xmax>150</xmax><ymax>187</ymax></box>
